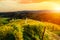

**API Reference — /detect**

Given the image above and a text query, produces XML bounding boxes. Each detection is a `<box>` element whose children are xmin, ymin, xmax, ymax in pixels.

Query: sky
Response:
<box><xmin>0</xmin><ymin>0</ymin><xmax>60</xmax><ymax>12</ymax></box>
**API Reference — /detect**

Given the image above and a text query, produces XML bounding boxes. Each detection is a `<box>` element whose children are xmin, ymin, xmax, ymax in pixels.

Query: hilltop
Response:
<box><xmin>0</xmin><ymin>19</ymin><xmax>60</xmax><ymax>40</ymax></box>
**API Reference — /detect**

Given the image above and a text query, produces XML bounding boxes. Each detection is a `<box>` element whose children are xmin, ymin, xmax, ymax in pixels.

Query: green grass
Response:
<box><xmin>0</xmin><ymin>18</ymin><xmax>60</xmax><ymax>40</ymax></box>
<box><xmin>53</xmin><ymin>30</ymin><xmax>60</xmax><ymax>36</ymax></box>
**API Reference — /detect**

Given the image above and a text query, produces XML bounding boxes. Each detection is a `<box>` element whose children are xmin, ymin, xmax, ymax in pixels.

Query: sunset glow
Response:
<box><xmin>0</xmin><ymin>0</ymin><xmax>60</xmax><ymax>12</ymax></box>
<box><xmin>0</xmin><ymin>0</ymin><xmax>60</xmax><ymax>40</ymax></box>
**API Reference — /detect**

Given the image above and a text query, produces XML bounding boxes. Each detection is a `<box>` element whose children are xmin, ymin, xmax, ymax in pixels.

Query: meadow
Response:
<box><xmin>0</xmin><ymin>17</ymin><xmax>60</xmax><ymax>40</ymax></box>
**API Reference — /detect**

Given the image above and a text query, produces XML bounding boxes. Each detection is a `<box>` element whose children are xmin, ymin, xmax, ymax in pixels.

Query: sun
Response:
<box><xmin>38</xmin><ymin>1</ymin><xmax>60</xmax><ymax>12</ymax></box>
<box><xmin>55</xmin><ymin>7</ymin><xmax>60</xmax><ymax>10</ymax></box>
<box><xmin>53</xmin><ymin>3</ymin><xmax>60</xmax><ymax>10</ymax></box>
<box><xmin>49</xmin><ymin>2</ymin><xmax>60</xmax><ymax>12</ymax></box>
<box><xmin>54</xmin><ymin>6</ymin><xmax>60</xmax><ymax>12</ymax></box>
<box><xmin>53</xmin><ymin>5</ymin><xmax>60</xmax><ymax>12</ymax></box>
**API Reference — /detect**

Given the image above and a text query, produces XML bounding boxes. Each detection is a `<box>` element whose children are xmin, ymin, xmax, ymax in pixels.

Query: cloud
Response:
<box><xmin>0</xmin><ymin>0</ymin><xmax>60</xmax><ymax>12</ymax></box>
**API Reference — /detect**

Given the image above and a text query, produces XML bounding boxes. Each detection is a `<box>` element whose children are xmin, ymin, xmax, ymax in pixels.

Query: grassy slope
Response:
<box><xmin>0</xmin><ymin>19</ymin><xmax>60</xmax><ymax>40</ymax></box>
<box><xmin>10</xmin><ymin>19</ymin><xmax>60</xmax><ymax>40</ymax></box>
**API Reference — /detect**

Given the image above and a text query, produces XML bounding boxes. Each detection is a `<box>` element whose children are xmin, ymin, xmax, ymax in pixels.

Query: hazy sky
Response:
<box><xmin>0</xmin><ymin>0</ymin><xmax>60</xmax><ymax>12</ymax></box>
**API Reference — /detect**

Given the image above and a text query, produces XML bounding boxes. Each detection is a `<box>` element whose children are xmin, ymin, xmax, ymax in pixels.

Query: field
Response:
<box><xmin>0</xmin><ymin>17</ymin><xmax>60</xmax><ymax>40</ymax></box>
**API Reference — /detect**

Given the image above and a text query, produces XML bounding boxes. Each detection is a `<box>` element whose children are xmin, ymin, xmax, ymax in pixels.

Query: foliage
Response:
<box><xmin>0</xmin><ymin>17</ymin><xmax>9</xmax><ymax>25</ymax></box>
<box><xmin>23</xmin><ymin>24</ymin><xmax>49</xmax><ymax>40</ymax></box>
<box><xmin>0</xmin><ymin>19</ymin><xmax>59</xmax><ymax>40</ymax></box>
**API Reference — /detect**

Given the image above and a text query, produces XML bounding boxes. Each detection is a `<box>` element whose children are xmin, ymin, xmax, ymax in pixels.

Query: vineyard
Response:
<box><xmin>0</xmin><ymin>18</ymin><xmax>60</xmax><ymax>40</ymax></box>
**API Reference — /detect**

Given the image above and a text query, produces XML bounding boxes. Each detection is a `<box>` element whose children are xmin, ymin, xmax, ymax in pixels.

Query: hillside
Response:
<box><xmin>0</xmin><ymin>18</ymin><xmax>60</xmax><ymax>40</ymax></box>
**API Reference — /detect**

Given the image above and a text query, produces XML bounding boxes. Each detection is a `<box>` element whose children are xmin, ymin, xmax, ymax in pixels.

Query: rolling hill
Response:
<box><xmin>0</xmin><ymin>18</ymin><xmax>60</xmax><ymax>40</ymax></box>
